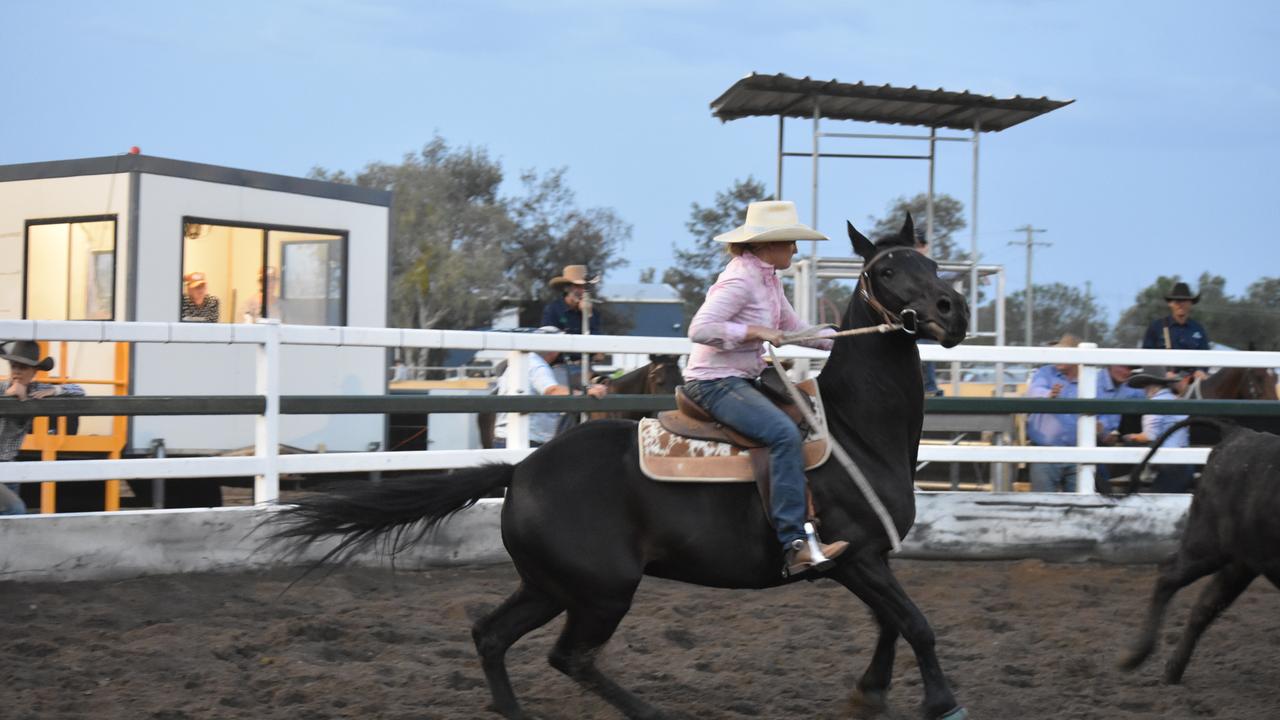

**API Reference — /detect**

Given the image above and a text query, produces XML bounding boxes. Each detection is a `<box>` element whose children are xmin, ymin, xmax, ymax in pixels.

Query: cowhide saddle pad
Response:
<box><xmin>637</xmin><ymin>385</ymin><xmax>831</xmax><ymax>483</ymax></box>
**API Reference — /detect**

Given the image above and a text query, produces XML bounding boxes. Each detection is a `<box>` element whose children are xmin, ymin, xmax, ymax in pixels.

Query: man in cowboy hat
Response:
<box><xmin>1122</xmin><ymin>367</ymin><xmax>1194</xmax><ymax>492</ymax></box>
<box><xmin>1141</xmin><ymin>281</ymin><xmax>1210</xmax><ymax>379</ymax></box>
<box><xmin>0</xmin><ymin>341</ymin><xmax>85</xmax><ymax>515</ymax></box>
<box><xmin>180</xmin><ymin>271</ymin><xmax>221</xmax><ymax>323</ymax></box>
<box><xmin>541</xmin><ymin>265</ymin><xmax>600</xmax><ymax>336</ymax></box>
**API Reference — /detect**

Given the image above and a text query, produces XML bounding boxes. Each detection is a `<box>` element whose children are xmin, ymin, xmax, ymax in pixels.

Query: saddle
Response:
<box><xmin>638</xmin><ymin>379</ymin><xmax>831</xmax><ymax>525</ymax></box>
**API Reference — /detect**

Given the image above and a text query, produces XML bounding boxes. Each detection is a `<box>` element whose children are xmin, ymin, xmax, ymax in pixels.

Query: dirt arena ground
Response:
<box><xmin>3</xmin><ymin>559</ymin><xmax>1277</xmax><ymax>720</ymax></box>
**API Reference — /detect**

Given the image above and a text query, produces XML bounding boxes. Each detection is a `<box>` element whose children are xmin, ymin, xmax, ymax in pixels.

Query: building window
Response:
<box><xmin>182</xmin><ymin>219</ymin><xmax>346</xmax><ymax>326</ymax></box>
<box><xmin>25</xmin><ymin>216</ymin><xmax>116</xmax><ymax>320</ymax></box>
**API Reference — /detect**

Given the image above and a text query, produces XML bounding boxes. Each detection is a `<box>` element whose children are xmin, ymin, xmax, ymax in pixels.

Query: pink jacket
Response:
<box><xmin>685</xmin><ymin>252</ymin><xmax>834</xmax><ymax>381</ymax></box>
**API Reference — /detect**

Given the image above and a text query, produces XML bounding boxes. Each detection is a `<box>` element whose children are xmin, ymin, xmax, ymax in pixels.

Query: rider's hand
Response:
<box><xmin>749</xmin><ymin>326</ymin><xmax>785</xmax><ymax>346</ymax></box>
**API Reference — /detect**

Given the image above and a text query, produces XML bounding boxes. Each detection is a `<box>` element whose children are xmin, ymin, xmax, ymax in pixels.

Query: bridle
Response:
<box><xmin>858</xmin><ymin>247</ymin><xmax>921</xmax><ymax>335</ymax></box>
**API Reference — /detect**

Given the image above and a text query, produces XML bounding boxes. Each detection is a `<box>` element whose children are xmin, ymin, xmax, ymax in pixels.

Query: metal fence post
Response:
<box><xmin>506</xmin><ymin>350</ymin><xmax>531</xmax><ymax>449</ymax></box>
<box><xmin>255</xmin><ymin>320</ymin><xmax>281</xmax><ymax>503</ymax></box>
<box><xmin>1076</xmin><ymin>343</ymin><xmax>1098</xmax><ymax>494</ymax></box>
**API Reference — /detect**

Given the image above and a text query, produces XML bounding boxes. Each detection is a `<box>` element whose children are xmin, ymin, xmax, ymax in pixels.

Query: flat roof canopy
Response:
<box><xmin>711</xmin><ymin>73</ymin><xmax>1072</xmax><ymax>132</ymax></box>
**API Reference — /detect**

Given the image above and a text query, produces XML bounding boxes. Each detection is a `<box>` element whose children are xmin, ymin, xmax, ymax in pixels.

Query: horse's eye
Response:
<box><xmin>880</xmin><ymin>268</ymin><xmax>895</xmax><ymax>279</ymax></box>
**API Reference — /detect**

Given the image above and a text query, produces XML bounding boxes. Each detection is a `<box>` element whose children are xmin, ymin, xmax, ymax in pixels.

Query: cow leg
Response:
<box><xmin>1164</xmin><ymin>562</ymin><xmax>1257</xmax><ymax>684</ymax></box>
<box><xmin>1119</xmin><ymin>551</ymin><xmax>1223</xmax><ymax>671</ymax></box>
<box><xmin>831</xmin><ymin>552</ymin><xmax>964</xmax><ymax>720</ymax></box>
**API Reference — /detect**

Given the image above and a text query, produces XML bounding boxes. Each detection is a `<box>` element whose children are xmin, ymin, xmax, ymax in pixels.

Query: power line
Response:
<box><xmin>1010</xmin><ymin>226</ymin><xmax>1049</xmax><ymax>345</ymax></box>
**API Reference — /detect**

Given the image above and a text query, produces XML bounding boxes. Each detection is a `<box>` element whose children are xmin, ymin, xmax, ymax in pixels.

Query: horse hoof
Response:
<box><xmin>848</xmin><ymin>688</ymin><xmax>888</xmax><ymax>718</ymax></box>
<box><xmin>938</xmin><ymin>707</ymin><xmax>969</xmax><ymax>720</ymax></box>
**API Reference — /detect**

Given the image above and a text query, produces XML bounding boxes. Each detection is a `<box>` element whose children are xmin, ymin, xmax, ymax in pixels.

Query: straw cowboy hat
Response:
<box><xmin>549</xmin><ymin>265</ymin><xmax>599</xmax><ymax>288</ymax></box>
<box><xmin>1164</xmin><ymin>282</ymin><xmax>1200</xmax><ymax>304</ymax></box>
<box><xmin>183</xmin><ymin>271</ymin><xmax>207</xmax><ymax>289</ymax></box>
<box><xmin>714</xmin><ymin>200</ymin><xmax>829</xmax><ymax>245</ymax></box>
<box><xmin>0</xmin><ymin>341</ymin><xmax>54</xmax><ymax>372</ymax></box>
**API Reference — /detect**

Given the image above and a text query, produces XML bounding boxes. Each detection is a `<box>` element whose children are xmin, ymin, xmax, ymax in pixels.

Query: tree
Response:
<box><xmin>870</xmin><ymin>193</ymin><xmax>967</xmax><ymax>260</ymax></box>
<box><xmin>978</xmin><ymin>282</ymin><xmax>1110</xmax><ymax>347</ymax></box>
<box><xmin>1113</xmin><ymin>273</ymin><xmax>1280</xmax><ymax>350</ymax></box>
<box><xmin>502</xmin><ymin>168</ymin><xmax>631</xmax><ymax>303</ymax></box>
<box><xmin>312</xmin><ymin>137</ymin><xmax>513</xmax><ymax>335</ymax></box>
<box><xmin>663</xmin><ymin>177</ymin><xmax>770</xmax><ymax>323</ymax></box>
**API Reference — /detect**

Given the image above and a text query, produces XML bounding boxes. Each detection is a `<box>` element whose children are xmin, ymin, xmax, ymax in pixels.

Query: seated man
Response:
<box><xmin>1023</xmin><ymin>333</ymin><xmax>1117</xmax><ymax>492</ymax></box>
<box><xmin>181</xmin><ymin>272</ymin><xmax>220</xmax><ymax>322</ymax></box>
<box><xmin>0</xmin><ymin>341</ymin><xmax>85</xmax><ymax>515</ymax></box>
<box><xmin>492</xmin><ymin>327</ymin><xmax>606</xmax><ymax>449</ymax></box>
<box><xmin>1122</xmin><ymin>367</ymin><xmax>1193</xmax><ymax>493</ymax></box>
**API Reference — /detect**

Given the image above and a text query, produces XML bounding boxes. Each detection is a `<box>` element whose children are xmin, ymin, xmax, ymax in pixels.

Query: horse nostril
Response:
<box><xmin>936</xmin><ymin>297</ymin><xmax>952</xmax><ymax>316</ymax></box>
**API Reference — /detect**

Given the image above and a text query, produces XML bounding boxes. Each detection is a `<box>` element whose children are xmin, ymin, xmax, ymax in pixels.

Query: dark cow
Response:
<box><xmin>1119</xmin><ymin>418</ymin><xmax>1280</xmax><ymax>683</ymax></box>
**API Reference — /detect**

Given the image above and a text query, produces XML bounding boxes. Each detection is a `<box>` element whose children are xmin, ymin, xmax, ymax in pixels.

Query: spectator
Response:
<box><xmin>1023</xmin><ymin>333</ymin><xmax>1118</xmax><ymax>492</ymax></box>
<box><xmin>1096</xmin><ymin>364</ymin><xmax>1147</xmax><ymax>493</ymax></box>
<box><xmin>492</xmin><ymin>327</ymin><xmax>606</xmax><ymax>449</ymax></box>
<box><xmin>1123</xmin><ymin>368</ymin><xmax>1194</xmax><ymax>493</ymax></box>
<box><xmin>541</xmin><ymin>265</ymin><xmax>601</xmax><ymax>385</ymax></box>
<box><xmin>1142</xmin><ymin>281</ymin><xmax>1210</xmax><ymax>379</ymax></box>
<box><xmin>180</xmin><ymin>271</ymin><xmax>221</xmax><ymax>322</ymax></box>
<box><xmin>0</xmin><ymin>341</ymin><xmax>85</xmax><ymax>515</ymax></box>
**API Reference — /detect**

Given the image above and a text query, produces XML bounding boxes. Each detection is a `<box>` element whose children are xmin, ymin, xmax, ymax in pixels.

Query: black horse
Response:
<box><xmin>270</xmin><ymin>215</ymin><xmax>970</xmax><ymax>720</ymax></box>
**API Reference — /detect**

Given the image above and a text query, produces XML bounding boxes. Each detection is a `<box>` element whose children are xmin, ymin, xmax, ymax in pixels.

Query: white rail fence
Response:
<box><xmin>4</xmin><ymin>320</ymin><xmax>1279</xmax><ymax>504</ymax></box>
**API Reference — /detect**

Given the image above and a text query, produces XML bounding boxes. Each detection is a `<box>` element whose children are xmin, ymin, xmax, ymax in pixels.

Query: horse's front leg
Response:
<box><xmin>845</xmin><ymin>606</ymin><xmax>898</xmax><ymax>717</ymax></box>
<box><xmin>830</xmin><ymin>551</ymin><xmax>966</xmax><ymax>720</ymax></box>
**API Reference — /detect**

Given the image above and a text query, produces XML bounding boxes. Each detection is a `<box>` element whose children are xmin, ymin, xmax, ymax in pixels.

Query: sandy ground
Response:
<box><xmin>3</xmin><ymin>559</ymin><xmax>1278</xmax><ymax>720</ymax></box>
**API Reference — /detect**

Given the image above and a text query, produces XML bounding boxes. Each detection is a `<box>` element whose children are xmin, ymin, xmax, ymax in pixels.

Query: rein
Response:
<box><xmin>766</xmin><ymin>348</ymin><xmax>903</xmax><ymax>552</ymax></box>
<box><xmin>783</xmin><ymin>247</ymin><xmax>922</xmax><ymax>345</ymax></box>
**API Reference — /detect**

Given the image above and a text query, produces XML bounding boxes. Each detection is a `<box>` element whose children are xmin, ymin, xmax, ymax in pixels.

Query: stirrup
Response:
<box><xmin>782</xmin><ymin>522</ymin><xmax>837</xmax><ymax>577</ymax></box>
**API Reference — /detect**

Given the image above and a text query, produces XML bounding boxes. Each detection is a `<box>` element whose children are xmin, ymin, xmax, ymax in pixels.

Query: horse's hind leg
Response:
<box><xmin>832</xmin><ymin>553</ymin><xmax>963</xmax><ymax>720</ymax></box>
<box><xmin>472</xmin><ymin>583</ymin><xmax>564</xmax><ymax>719</ymax></box>
<box><xmin>548</xmin><ymin>593</ymin><xmax>664</xmax><ymax>720</ymax></box>
<box><xmin>1118</xmin><ymin>549</ymin><xmax>1223</xmax><ymax>672</ymax></box>
<box><xmin>1164</xmin><ymin>562</ymin><xmax>1256</xmax><ymax>684</ymax></box>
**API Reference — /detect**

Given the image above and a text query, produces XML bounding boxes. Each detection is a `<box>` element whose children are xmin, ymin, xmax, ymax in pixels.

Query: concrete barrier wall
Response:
<box><xmin>0</xmin><ymin>493</ymin><xmax>1190</xmax><ymax>583</ymax></box>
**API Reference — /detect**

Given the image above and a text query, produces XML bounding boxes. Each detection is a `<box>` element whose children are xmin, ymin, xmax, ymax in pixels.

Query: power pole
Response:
<box><xmin>1010</xmin><ymin>226</ymin><xmax>1049</xmax><ymax>346</ymax></box>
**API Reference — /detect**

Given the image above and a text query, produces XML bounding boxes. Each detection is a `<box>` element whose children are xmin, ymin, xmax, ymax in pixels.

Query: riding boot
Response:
<box><xmin>784</xmin><ymin>537</ymin><xmax>849</xmax><ymax>576</ymax></box>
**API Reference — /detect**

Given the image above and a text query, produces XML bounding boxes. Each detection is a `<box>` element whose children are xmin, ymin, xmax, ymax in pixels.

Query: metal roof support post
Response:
<box><xmin>926</xmin><ymin>127</ymin><xmax>936</xmax><ymax>249</ymax></box>
<box><xmin>969</xmin><ymin>120</ymin><xmax>981</xmax><ymax>333</ymax></box>
<box><xmin>810</xmin><ymin>100</ymin><xmax>820</xmax><ymax>260</ymax></box>
<box><xmin>776</xmin><ymin>116</ymin><xmax>784</xmax><ymax>200</ymax></box>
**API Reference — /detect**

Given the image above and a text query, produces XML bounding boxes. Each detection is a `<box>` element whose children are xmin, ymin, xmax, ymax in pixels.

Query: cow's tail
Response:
<box><xmin>1125</xmin><ymin>418</ymin><xmax>1238</xmax><ymax>495</ymax></box>
<box><xmin>261</xmin><ymin>464</ymin><xmax>516</xmax><ymax>564</ymax></box>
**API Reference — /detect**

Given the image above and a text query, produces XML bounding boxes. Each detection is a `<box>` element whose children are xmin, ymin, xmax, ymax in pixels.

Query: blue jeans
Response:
<box><xmin>1029</xmin><ymin>462</ymin><xmax>1077</xmax><ymax>492</ymax></box>
<box><xmin>683</xmin><ymin>377</ymin><xmax>807</xmax><ymax>548</ymax></box>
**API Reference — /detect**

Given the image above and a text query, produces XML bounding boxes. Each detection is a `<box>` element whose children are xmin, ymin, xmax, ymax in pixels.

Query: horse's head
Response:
<box><xmin>645</xmin><ymin>354</ymin><xmax>684</xmax><ymax>395</ymax></box>
<box><xmin>846</xmin><ymin>214</ymin><xmax>968</xmax><ymax>348</ymax></box>
<box><xmin>1245</xmin><ymin>367</ymin><xmax>1279</xmax><ymax>400</ymax></box>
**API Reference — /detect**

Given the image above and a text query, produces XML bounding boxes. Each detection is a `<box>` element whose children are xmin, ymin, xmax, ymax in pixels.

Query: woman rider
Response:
<box><xmin>682</xmin><ymin>200</ymin><xmax>848</xmax><ymax>575</ymax></box>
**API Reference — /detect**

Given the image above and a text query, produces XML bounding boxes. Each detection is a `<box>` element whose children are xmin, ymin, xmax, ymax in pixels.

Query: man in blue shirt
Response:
<box><xmin>1141</xmin><ymin>282</ymin><xmax>1210</xmax><ymax>378</ymax></box>
<box><xmin>1024</xmin><ymin>334</ymin><xmax>1131</xmax><ymax>492</ymax></box>
<box><xmin>541</xmin><ymin>265</ymin><xmax>601</xmax><ymax>387</ymax></box>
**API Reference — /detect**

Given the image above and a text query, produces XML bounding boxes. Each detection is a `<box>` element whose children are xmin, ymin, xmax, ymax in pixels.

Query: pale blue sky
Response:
<box><xmin>3</xmin><ymin>1</ymin><xmax>1277</xmax><ymax>322</ymax></box>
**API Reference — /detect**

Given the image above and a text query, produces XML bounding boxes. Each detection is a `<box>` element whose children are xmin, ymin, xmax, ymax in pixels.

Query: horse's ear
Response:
<box><xmin>848</xmin><ymin>220</ymin><xmax>876</xmax><ymax>260</ymax></box>
<box><xmin>899</xmin><ymin>213</ymin><xmax>916</xmax><ymax>246</ymax></box>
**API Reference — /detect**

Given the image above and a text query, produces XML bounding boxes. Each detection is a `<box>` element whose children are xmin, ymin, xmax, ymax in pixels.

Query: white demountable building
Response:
<box><xmin>0</xmin><ymin>153</ymin><xmax>391</xmax><ymax>455</ymax></box>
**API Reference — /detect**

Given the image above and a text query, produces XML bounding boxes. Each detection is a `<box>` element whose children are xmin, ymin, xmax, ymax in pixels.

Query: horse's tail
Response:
<box><xmin>264</xmin><ymin>464</ymin><xmax>516</xmax><ymax>564</ymax></box>
<box><xmin>1125</xmin><ymin>418</ymin><xmax>1238</xmax><ymax>495</ymax></box>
